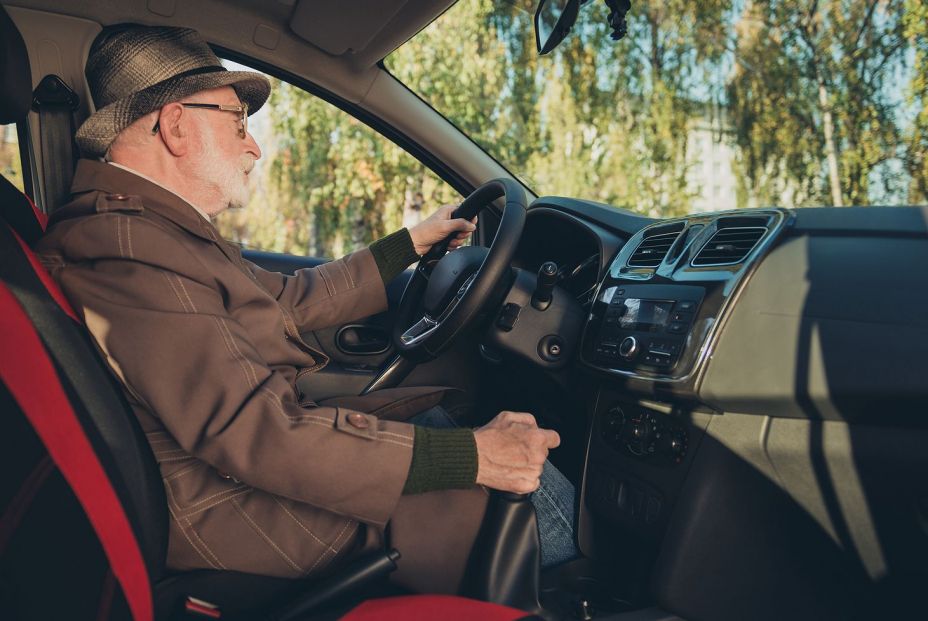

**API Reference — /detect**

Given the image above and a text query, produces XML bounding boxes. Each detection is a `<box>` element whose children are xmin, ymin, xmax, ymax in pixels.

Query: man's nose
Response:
<box><xmin>244</xmin><ymin>131</ymin><xmax>262</xmax><ymax>160</ymax></box>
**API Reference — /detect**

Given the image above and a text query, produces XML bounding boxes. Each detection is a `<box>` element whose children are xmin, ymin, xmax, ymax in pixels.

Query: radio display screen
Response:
<box><xmin>620</xmin><ymin>299</ymin><xmax>673</xmax><ymax>332</ymax></box>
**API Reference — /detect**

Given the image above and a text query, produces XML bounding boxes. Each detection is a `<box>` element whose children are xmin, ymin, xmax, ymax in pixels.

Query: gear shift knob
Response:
<box><xmin>532</xmin><ymin>261</ymin><xmax>558</xmax><ymax>311</ymax></box>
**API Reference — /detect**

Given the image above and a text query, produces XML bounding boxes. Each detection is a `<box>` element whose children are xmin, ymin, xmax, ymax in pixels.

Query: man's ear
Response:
<box><xmin>157</xmin><ymin>103</ymin><xmax>189</xmax><ymax>157</ymax></box>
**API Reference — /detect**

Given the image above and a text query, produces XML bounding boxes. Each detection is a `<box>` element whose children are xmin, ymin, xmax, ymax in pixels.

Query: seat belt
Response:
<box><xmin>31</xmin><ymin>74</ymin><xmax>78</xmax><ymax>214</ymax></box>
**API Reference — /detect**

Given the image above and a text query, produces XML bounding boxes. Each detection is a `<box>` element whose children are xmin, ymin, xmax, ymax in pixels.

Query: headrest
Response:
<box><xmin>0</xmin><ymin>4</ymin><xmax>32</xmax><ymax>124</ymax></box>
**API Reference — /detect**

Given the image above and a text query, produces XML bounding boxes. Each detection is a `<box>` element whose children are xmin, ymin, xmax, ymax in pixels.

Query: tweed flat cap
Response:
<box><xmin>76</xmin><ymin>24</ymin><xmax>271</xmax><ymax>158</ymax></box>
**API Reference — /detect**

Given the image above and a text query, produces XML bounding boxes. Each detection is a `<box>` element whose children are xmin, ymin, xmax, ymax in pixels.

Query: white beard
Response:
<box><xmin>191</xmin><ymin>125</ymin><xmax>255</xmax><ymax>214</ymax></box>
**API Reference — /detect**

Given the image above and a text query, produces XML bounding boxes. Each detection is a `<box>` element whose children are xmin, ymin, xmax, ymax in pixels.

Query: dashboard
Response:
<box><xmin>494</xmin><ymin>198</ymin><xmax>928</xmax><ymax>619</ymax></box>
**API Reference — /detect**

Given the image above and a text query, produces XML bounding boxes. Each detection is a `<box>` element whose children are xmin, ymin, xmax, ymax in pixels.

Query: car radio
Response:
<box><xmin>590</xmin><ymin>284</ymin><xmax>705</xmax><ymax>373</ymax></box>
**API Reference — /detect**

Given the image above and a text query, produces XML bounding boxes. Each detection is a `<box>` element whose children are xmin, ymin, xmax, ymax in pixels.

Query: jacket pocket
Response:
<box><xmin>164</xmin><ymin>461</ymin><xmax>251</xmax><ymax>519</ymax></box>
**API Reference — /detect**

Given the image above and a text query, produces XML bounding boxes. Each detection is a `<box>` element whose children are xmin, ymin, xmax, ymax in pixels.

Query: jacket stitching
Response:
<box><xmin>126</xmin><ymin>218</ymin><xmax>134</xmax><ymax>258</ymax></box>
<box><xmin>211</xmin><ymin>315</ymin><xmax>247</xmax><ymax>379</ymax></box>
<box><xmin>212</xmin><ymin>315</ymin><xmax>258</xmax><ymax>390</ymax></box>
<box><xmin>337</xmin><ymin>261</ymin><xmax>351</xmax><ymax>289</ymax></box>
<box><xmin>165</xmin><ymin>462</ymin><xmax>201</xmax><ymax>481</ymax></box>
<box><xmin>153</xmin><ymin>448</ymin><xmax>190</xmax><ymax>457</ymax></box>
<box><xmin>329</xmin><ymin>519</ymin><xmax>354</xmax><ymax>555</ymax></box>
<box><xmin>161</xmin><ymin>272</ymin><xmax>190</xmax><ymax>312</ymax></box>
<box><xmin>259</xmin><ymin>388</ymin><xmax>332</xmax><ymax>426</ymax></box>
<box><xmin>294</xmin><ymin>279</ymin><xmax>380</xmax><ymax>313</ymax></box>
<box><xmin>377</xmin><ymin>430</ymin><xmax>413</xmax><ymax>441</ymax></box>
<box><xmin>308</xmin><ymin>519</ymin><xmax>354</xmax><ymax>575</ymax></box>
<box><xmin>232</xmin><ymin>498</ymin><xmax>303</xmax><ymax>573</ymax></box>
<box><xmin>319</xmin><ymin>264</ymin><xmax>335</xmax><ymax>297</ymax></box>
<box><xmin>272</xmin><ymin>498</ymin><xmax>335</xmax><ymax>551</ymax></box>
<box><xmin>167</xmin><ymin>504</ymin><xmax>222</xmax><ymax>570</ymax></box>
<box><xmin>217</xmin><ymin>316</ymin><xmax>260</xmax><ymax>389</ymax></box>
<box><xmin>115</xmin><ymin>216</ymin><xmax>125</xmax><ymax>257</ymax></box>
<box><xmin>366</xmin><ymin>437</ymin><xmax>413</xmax><ymax>448</ymax></box>
<box><xmin>173</xmin><ymin>274</ymin><xmax>198</xmax><ymax>313</ymax></box>
<box><xmin>261</xmin><ymin>391</ymin><xmax>410</xmax><ymax>444</ymax></box>
<box><xmin>157</xmin><ymin>455</ymin><xmax>195</xmax><ymax>463</ymax></box>
<box><xmin>165</xmin><ymin>474</ymin><xmax>250</xmax><ymax>511</ymax></box>
<box><xmin>176</xmin><ymin>490</ymin><xmax>252</xmax><ymax>517</ymax></box>
<box><xmin>343</xmin><ymin>261</ymin><xmax>355</xmax><ymax>288</ymax></box>
<box><xmin>183</xmin><ymin>515</ymin><xmax>227</xmax><ymax>570</ymax></box>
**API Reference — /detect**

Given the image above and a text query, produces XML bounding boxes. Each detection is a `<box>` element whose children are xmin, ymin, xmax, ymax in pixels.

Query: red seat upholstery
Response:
<box><xmin>341</xmin><ymin>595</ymin><xmax>533</xmax><ymax>620</ymax></box>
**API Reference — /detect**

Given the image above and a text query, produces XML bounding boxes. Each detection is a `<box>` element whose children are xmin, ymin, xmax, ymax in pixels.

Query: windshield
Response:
<box><xmin>385</xmin><ymin>0</ymin><xmax>928</xmax><ymax>217</ymax></box>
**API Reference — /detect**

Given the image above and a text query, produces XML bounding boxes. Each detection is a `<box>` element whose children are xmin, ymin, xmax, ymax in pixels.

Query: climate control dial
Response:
<box><xmin>600</xmin><ymin>404</ymin><xmax>689</xmax><ymax>466</ymax></box>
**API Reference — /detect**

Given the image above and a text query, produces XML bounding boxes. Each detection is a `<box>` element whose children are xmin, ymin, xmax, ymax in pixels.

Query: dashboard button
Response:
<box><xmin>670</xmin><ymin>311</ymin><xmax>692</xmax><ymax>323</ymax></box>
<box><xmin>667</xmin><ymin>322</ymin><xmax>687</xmax><ymax>334</ymax></box>
<box><xmin>677</xmin><ymin>300</ymin><xmax>696</xmax><ymax>312</ymax></box>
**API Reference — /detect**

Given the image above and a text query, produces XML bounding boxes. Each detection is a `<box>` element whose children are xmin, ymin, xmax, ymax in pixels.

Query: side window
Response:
<box><xmin>0</xmin><ymin>123</ymin><xmax>25</xmax><ymax>192</ymax></box>
<box><xmin>213</xmin><ymin>61</ymin><xmax>460</xmax><ymax>257</ymax></box>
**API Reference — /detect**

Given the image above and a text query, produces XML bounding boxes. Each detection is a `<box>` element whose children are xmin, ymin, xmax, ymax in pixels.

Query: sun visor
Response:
<box><xmin>289</xmin><ymin>0</ymin><xmax>409</xmax><ymax>56</ymax></box>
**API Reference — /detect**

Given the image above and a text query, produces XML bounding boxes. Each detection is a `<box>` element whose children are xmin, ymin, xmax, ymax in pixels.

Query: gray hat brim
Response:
<box><xmin>76</xmin><ymin>68</ymin><xmax>271</xmax><ymax>158</ymax></box>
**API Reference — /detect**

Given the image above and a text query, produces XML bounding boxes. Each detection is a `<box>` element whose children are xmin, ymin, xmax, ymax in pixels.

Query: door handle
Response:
<box><xmin>335</xmin><ymin>324</ymin><xmax>391</xmax><ymax>356</ymax></box>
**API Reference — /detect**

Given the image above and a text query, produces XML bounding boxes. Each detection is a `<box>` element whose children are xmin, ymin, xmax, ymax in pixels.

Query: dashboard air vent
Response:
<box><xmin>692</xmin><ymin>226</ymin><xmax>767</xmax><ymax>266</ymax></box>
<box><xmin>627</xmin><ymin>227</ymin><xmax>683</xmax><ymax>268</ymax></box>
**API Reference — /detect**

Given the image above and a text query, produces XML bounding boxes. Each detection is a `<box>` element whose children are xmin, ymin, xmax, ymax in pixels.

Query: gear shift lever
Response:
<box><xmin>532</xmin><ymin>262</ymin><xmax>558</xmax><ymax>311</ymax></box>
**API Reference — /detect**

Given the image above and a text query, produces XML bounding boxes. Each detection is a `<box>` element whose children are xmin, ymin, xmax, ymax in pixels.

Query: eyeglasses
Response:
<box><xmin>151</xmin><ymin>103</ymin><xmax>249</xmax><ymax>139</ymax></box>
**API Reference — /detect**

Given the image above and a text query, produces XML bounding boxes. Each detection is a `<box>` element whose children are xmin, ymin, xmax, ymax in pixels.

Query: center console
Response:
<box><xmin>576</xmin><ymin>210</ymin><xmax>789</xmax><ymax>574</ymax></box>
<box><xmin>591</xmin><ymin>284</ymin><xmax>704</xmax><ymax>374</ymax></box>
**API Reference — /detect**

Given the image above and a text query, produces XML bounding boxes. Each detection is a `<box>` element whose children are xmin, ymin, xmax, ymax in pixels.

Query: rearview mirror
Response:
<box><xmin>534</xmin><ymin>0</ymin><xmax>581</xmax><ymax>55</ymax></box>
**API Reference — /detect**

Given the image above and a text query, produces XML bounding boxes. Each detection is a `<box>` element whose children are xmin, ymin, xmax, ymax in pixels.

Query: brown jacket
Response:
<box><xmin>36</xmin><ymin>160</ymin><xmax>487</xmax><ymax>592</ymax></box>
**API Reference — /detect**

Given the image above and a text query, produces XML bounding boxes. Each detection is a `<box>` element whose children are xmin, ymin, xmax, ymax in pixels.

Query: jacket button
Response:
<box><xmin>108</xmin><ymin>193</ymin><xmax>129</xmax><ymax>201</ymax></box>
<box><xmin>346</xmin><ymin>413</ymin><xmax>370</xmax><ymax>429</ymax></box>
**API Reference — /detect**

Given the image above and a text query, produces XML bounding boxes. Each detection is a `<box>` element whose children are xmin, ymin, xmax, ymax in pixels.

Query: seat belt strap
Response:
<box><xmin>31</xmin><ymin>74</ymin><xmax>78</xmax><ymax>213</ymax></box>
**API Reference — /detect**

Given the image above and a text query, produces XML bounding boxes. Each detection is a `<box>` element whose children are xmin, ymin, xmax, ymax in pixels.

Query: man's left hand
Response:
<box><xmin>408</xmin><ymin>204</ymin><xmax>477</xmax><ymax>256</ymax></box>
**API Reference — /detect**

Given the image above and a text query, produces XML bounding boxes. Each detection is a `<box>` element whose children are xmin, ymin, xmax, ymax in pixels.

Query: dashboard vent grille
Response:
<box><xmin>627</xmin><ymin>229</ymin><xmax>683</xmax><ymax>267</ymax></box>
<box><xmin>692</xmin><ymin>227</ymin><xmax>767</xmax><ymax>266</ymax></box>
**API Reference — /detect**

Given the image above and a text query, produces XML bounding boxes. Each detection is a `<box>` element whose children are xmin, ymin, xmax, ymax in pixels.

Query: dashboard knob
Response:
<box><xmin>618</xmin><ymin>336</ymin><xmax>638</xmax><ymax>360</ymax></box>
<box><xmin>669</xmin><ymin>432</ymin><xmax>687</xmax><ymax>456</ymax></box>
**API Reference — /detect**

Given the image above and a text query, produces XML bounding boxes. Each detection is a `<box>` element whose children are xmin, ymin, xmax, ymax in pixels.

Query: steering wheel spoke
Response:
<box><xmin>400</xmin><ymin>313</ymin><xmax>440</xmax><ymax>346</ymax></box>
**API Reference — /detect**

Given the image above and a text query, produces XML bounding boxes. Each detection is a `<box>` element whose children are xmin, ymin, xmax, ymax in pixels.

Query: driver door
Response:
<box><xmin>214</xmin><ymin>60</ymin><xmax>465</xmax><ymax>399</ymax></box>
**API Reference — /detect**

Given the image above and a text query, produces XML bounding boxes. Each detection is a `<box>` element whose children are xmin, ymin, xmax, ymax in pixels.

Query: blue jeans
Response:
<box><xmin>410</xmin><ymin>406</ymin><xmax>580</xmax><ymax>568</ymax></box>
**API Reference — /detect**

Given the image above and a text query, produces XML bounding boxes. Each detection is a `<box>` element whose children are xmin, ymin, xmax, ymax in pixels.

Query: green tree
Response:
<box><xmin>728</xmin><ymin>0</ymin><xmax>912</xmax><ymax>207</ymax></box>
<box><xmin>903</xmin><ymin>0</ymin><xmax>927</xmax><ymax>202</ymax></box>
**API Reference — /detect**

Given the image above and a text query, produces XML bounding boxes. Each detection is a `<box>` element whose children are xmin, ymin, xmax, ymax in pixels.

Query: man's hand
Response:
<box><xmin>473</xmin><ymin>411</ymin><xmax>561</xmax><ymax>494</ymax></box>
<box><xmin>408</xmin><ymin>204</ymin><xmax>477</xmax><ymax>256</ymax></box>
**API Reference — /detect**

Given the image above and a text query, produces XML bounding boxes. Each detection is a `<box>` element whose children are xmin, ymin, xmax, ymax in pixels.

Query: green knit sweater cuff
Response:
<box><xmin>402</xmin><ymin>426</ymin><xmax>478</xmax><ymax>495</ymax></box>
<box><xmin>369</xmin><ymin>228</ymin><xmax>420</xmax><ymax>285</ymax></box>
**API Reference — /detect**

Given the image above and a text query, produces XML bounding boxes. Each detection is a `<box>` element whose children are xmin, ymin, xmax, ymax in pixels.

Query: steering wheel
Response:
<box><xmin>392</xmin><ymin>178</ymin><xmax>527</xmax><ymax>363</ymax></box>
<box><xmin>360</xmin><ymin>178</ymin><xmax>526</xmax><ymax>394</ymax></box>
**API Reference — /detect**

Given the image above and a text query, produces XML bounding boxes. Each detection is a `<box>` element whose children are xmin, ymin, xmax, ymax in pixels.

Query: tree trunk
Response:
<box><xmin>817</xmin><ymin>78</ymin><xmax>844</xmax><ymax>206</ymax></box>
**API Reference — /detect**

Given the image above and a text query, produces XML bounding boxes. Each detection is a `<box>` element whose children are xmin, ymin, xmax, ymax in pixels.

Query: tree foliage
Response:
<box><xmin>217</xmin><ymin>0</ymin><xmax>927</xmax><ymax>256</ymax></box>
<box><xmin>728</xmin><ymin>0</ymin><xmax>915</xmax><ymax>207</ymax></box>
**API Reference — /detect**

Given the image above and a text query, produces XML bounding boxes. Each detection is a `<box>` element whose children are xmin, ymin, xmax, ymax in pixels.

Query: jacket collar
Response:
<box><xmin>66</xmin><ymin>159</ymin><xmax>223</xmax><ymax>244</ymax></box>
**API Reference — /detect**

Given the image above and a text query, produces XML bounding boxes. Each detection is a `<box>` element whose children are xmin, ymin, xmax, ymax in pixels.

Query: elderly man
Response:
<box><xmin>37</xmin><ymin>24</ymin><xmax>576</xmax><ymax>592</ymax></box>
